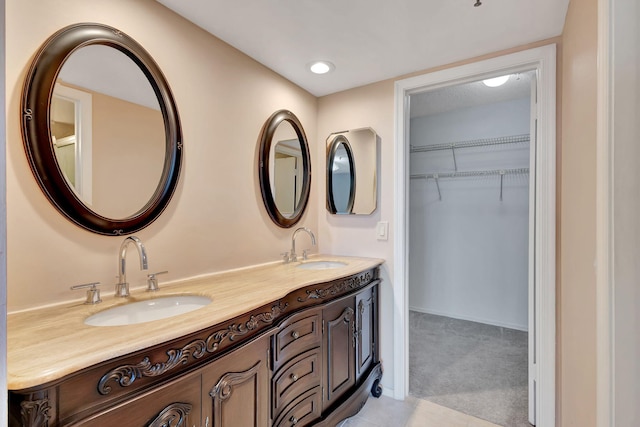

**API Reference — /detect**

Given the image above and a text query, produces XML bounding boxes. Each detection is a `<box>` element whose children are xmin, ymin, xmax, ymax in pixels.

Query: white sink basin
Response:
<box><xmin>296</xmin><ymin>261</ymin><xmax>347</xmax><ymax>270</ymax></box>
<box><xmin>85</xmin><ymin>295</ymin><xmax>212</xmax><ymax>327</ymax></box>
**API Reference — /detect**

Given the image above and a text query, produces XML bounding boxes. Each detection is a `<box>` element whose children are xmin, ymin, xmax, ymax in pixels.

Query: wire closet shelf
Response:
<box><xmin>409</xmin><ymin>134</ymin><xmax>530</xmax><ymax>201</ymax></box>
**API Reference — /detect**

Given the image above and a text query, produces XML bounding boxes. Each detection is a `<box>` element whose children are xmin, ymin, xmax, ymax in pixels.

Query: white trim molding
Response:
<box><xmin>596</xmin><ymin>0</ymin><xmax>614</xmax><ymax>425</ymax></box>
<box><xmin>394</xmin><ymin>44</ymin><xmax>557</xmax><ymax>426</ymax></box>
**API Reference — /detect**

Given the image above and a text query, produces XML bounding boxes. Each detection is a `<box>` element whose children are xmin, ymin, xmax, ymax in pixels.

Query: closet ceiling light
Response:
<box><xmin>483</xmin><ymin>75</ymin><xmax>510</xmax><ymax>87</ymax></box>
<box><xmin>309</xmin><ymin>61</ymin><xmax>334</xmax><ymax>74</ymax></box>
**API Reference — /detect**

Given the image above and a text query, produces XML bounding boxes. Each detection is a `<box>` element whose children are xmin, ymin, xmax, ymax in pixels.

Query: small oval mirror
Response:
<box><xmin>326</xmin><ymin>135</ymin><xmax>355</xmax><ymax>214</ymax></box>
<box><xmin>258</xmin><ymin>110</ymin><xmax>311</xmax><ymax>228</ymax></box>
<box><xmin>326</xmin><ymin>128</ymin><xmax>378</xmax><ymax>215</ymax></box>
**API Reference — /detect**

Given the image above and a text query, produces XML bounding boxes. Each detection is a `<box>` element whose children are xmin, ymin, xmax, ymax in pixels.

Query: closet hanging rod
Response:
<box><xmin>410</xmin><ymin>167</ymin><xmax>529</xmax><ymax>180</ymax></box>
<box><xmin>410</xmin><ymin>134</ymin><xmax>530</xmax><ymax>153</ymax></box>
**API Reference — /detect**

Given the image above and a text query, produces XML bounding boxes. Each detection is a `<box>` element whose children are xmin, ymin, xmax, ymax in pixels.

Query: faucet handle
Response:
<box><xmin>71</xmin><ymin>282</ymin><xmax>102</xmax><ymax>304</ymax></box>
<box><xmin>146</xmin><ymin>271</ymin><xmax>168</xmax><ymax>291</ymax></box>
<box><xmin>280</xmin><ymin>252</ymin><xmax>295</xmax><ymax>264</ymax></box>
<box><xmin>302</xmin><ymin>249</ymin><xmax>311</xmax><ymax>260</ymax></box>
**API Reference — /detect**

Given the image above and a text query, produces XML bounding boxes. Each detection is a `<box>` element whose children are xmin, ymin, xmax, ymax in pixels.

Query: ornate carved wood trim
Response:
<box><xmin>98</xmin><ymin>302</ymin><xmax>287</xmax><ymax>394</ymax></box>
<box><xmin>20</xmin><ymin>398</ymin><xmax>51</xmax><ymax>427</ymax></box>
<box><xmin>147</xmin><ymin>402</ymin><xmax>192</xmax><ymax>427</ymax></box>
<box><xmin>297</xmin><ymin>272</ymin><xmax>373</xmax><ymax>302</ymax></box>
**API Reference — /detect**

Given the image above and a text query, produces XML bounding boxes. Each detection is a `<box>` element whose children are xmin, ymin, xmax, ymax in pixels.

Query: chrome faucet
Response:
<box><xmin>289</xmin><ymin>227</ymin><xmax>316</xmax><ymax>262</ymax></box>
<box><xmin>115</xmin><ymin>236</ymin><xmax>148</xmax><ymax>297</ymax></box>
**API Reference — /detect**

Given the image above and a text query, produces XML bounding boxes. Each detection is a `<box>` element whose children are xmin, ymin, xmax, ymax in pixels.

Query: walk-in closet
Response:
<box><xmin>408</xmin><ymin>72</ymin><xmax>534</xmax><ymax>427</ymax></box>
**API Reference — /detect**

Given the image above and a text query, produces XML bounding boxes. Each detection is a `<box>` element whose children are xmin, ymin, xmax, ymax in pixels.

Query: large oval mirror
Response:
<box><xmin>258</xmin><ymin>110</ymin><xmax>311</xmax><ymax>228</ymax></box>
<box><xmin>326</xmin><ymin>135</ymin><xmax>356</xmax><ymax>214</ymax></box>
<box><xmin>21</xmin><ymin>23</ymin><xmax>182</xmax><ymax>235</ymax></box>
<box><xmin>326</xmin><ymin>128</ymin><xmax>378</xmax><ymax>215</ymax></box>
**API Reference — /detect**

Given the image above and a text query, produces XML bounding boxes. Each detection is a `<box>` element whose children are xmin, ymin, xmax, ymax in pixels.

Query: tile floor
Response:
<box><xmin>338</xmin><ymin>395</ymin><xmax>501</xmax><ymax>427</ymax></box>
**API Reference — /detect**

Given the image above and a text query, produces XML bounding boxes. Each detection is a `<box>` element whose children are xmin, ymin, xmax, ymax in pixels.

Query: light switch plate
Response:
<box><xmin>376</xmin><ymin>221</ymin><xmax>388</xmax><ymax>241</ymax></box>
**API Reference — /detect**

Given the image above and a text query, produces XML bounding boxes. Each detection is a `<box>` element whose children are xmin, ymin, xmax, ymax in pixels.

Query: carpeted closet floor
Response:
<box><xmin>409</xmin><ymin>311</ymin><xmax>532</xmax><ymax>427</ymax></box>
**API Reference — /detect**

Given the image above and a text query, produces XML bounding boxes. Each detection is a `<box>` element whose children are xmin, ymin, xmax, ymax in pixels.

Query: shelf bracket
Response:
<box><xmin>450</xmin><ymin>145</ymin><xmax>458</xmax><ymax>172</ymax></box>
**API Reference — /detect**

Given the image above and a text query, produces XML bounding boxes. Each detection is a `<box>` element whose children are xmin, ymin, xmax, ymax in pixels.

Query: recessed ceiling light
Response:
<box><xmin>483</xmin><ymin>75</ymin><xmax>510</xmax><ymax>87</ymax></box>
<box><xmin>309</xmin><ymin>61</ymin><xmax>334</xmax><ymax>74</ymax></box>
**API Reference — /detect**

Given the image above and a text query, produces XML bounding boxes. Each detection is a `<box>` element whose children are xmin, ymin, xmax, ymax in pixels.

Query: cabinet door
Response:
<box><xmin>71</xmin><ymin>371</ymin><xmax>201</xmax><ymax>427</ymax></box>
<box><xmin>202</xmin><ymin>332</ymin><xmax>271</xmax><ymax>427</ymax></box>
<box><xmin>322</xmin><ymin>295</ymin><xmax>355</xmax><ymax>410</ymax></box>
<box><xmin>356</xmin><ymin>286</ymin><xmax>376</xmax><ymax>380</ymax></box>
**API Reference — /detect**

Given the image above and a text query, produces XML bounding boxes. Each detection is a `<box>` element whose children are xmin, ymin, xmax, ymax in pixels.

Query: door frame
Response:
<box><xmin>393</xmin><ymin>44</ymin><xmax>556</xmax><ymax>426</ymax></box>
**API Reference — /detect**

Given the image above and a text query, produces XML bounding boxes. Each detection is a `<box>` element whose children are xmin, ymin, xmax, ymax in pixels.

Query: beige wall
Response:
<box><xmin>318</xmin><ymin>81</ymin><xmax>396</xmax><ymax>390</ymax></box>
<box><xmin>559</xmin><ymin>0</ymin><xmax>598</xmax><ymax>424</ymax></box>
<box><xmin>6</xmin><ymin>0</ymin><xmax>318</xmax><ymax>311</ymax></box>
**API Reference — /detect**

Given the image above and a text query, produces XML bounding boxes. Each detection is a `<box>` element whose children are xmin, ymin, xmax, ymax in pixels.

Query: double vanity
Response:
<box><xmin>8</xmin><ymin>256</ymin><xmax>383</xmax><ymax>427</ymax></box>
<box><xmin>12</xmin><ymin>21</ymin><xmax>384</xmax><ymax>427</ymax></box>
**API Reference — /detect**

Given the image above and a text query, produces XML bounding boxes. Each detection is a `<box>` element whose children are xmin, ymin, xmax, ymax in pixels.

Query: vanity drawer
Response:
<box><xmin>272</xmin><ymin>348</ymin><xmax>321</xmax><ymax>418</ymax></box>
<box><xmin>273</xmin><ymin>386</ymin><xmax>321</xmax><ymax>427</ymax></box>
<box><xmin>273</xmin><ymin>308</ymin><xmax>322</xmax><ymax>369</ymax></box>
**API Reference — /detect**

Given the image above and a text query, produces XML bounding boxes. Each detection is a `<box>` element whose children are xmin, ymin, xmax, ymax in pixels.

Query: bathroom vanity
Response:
<box><xmin>8</xmin><ymin>257</ymin><xmax>383</xmax><ymax>427</ymax></box>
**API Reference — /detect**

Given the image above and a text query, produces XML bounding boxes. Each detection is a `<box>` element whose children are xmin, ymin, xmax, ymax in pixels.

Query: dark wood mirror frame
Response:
<box><xmin>326</xmin><ymin>134</ymin><xmax>356</xmax><ymax>214</ymax></box>
<box><xmin>21</xmin><ymin>23</ymin><xmax>182</xmax><ymax>236</ymax></box>
<box><xmin>258</xmin><ymin>109</ymin><xmax>311</xmax><ymax>228</ymax></box>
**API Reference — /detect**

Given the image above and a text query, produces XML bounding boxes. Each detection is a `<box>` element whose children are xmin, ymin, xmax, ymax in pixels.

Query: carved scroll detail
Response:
<box><xmin>297</xmin><ymin>272</ymin><xmax>372</xmax><ymax>302</ymax></box>
<box><xmin>20</xmin><ymin>399</ymin><xmax>51</xmax><ymax>427</ymax></box>
<box><xmin>99</xmin><ymin>302</ymin><xmax>287</xmax><ymax>394</ymax></box>
<box><xmin>210</xmin><ymin>361</ymin><xmax>261</xmax><ymax>427</ymax></box>
<box><xmin>209</xmin><ymin>361</ymin><xmax>261</xmax><ymax>400</ymax></box>
<box><xmin>147</xmin><ymin>402</ymin><xmax>191</xmax><ymax>427</ymax></box>
<box><xmin>23</xmin><ymin>108</ymin><xmax>33</xmax><ymax>121</ymax></box>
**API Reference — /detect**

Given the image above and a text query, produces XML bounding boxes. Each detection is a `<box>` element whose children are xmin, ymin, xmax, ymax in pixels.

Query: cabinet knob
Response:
<box><xmin>290</xmin><ymin>373</ymin><xmax>298</xmax><ymax>382</ymax></box>
<box><xmin>290</xmin><ymin>416</ymin><xmax>298</xmax><ymax>425</ymax></box>
<box><xmin>291</xmin><ymin>331</ymin><xmax>300</xmax><ymax>339</ymax></box>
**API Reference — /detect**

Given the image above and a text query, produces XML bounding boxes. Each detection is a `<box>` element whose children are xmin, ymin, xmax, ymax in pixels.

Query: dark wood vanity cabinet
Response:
<box><xmin>9</xmin><ymin>267</ymin><xmax>382</xmax><ymax>427</ymax></box>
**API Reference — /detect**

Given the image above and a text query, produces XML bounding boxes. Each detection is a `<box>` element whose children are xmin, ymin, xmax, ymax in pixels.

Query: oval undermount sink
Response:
<box><xmin>296</xmin><ymin>261</ymin><xmax>347</xmax><ymax>270</ymax></box>
<box><xmin>85</xmin><ymin>295</ymin><xmax>212</xmax><ymax>327</ymax></box>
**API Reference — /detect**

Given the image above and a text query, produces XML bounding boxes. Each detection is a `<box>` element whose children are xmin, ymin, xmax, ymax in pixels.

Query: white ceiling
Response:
<box><xmin>156</xmin><ymin>0</ymin><xmax>569</xmax><ymax>97</ymax></box>
<box><xmin>410</xmin><ymin>70</ymin><xmax>534</xmax><ymax>118</ymax></box>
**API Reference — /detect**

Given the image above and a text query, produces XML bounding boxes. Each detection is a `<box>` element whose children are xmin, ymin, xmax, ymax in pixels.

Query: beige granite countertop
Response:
<box><xmin>7</xmin><ymin>255</ymin><xmax>383</xmax><ymax>390</ymax></box>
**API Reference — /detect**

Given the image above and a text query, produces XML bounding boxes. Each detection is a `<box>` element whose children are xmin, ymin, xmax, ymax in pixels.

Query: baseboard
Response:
<box><xmin>382</xmin><ymin>386</ymin><xmax>394</xmax><ymax>398</ymax></box>
<box><xmin>409</xmin><ymin>306</ymin><xmax>528</xmax><ymax>332</ymax></box>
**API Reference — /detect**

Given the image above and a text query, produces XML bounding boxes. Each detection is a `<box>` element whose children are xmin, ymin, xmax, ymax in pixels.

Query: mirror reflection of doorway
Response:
<box><xmin>51</xmin><ymin>84</ymin><xmax>93</xmax><ymax>202</ymax></box>
<box><xmin>408</xmin><ymin>71</ymin><xmax>535</xmax><ymax>427</ymax></box>
<box><xmin>274</xmin><ymin>140</ymin><xmax>303</xmax><ymax>217</ymax></box>
<box><xmin>51</xmin><ymin>96</ymin><xmax>77</xmax><ymax>187</ymax></box>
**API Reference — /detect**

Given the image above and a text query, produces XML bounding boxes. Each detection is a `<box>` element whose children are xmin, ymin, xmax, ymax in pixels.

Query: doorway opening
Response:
<box><xmin>408</xmin><ymin>71</ymin><xmax>534</xmax><ymax>426</ymax></box>
<box><xmin>393</xmin><ymin>45</ymin><xmax>556</xmax><ymax>427</ymax></box>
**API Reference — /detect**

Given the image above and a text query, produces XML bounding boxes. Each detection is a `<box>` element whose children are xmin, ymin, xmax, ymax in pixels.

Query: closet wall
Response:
<box><xmin>409</xmin><ymin>97</ymin><xmax>530</xmax><ymax>330</ymax></box>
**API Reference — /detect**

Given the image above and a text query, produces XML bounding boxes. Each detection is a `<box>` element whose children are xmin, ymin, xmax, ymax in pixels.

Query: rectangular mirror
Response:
<box><xmin>326</xmin><ymin>127</ymin><xmax>378</xmax><ymax>215</ymax></box>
